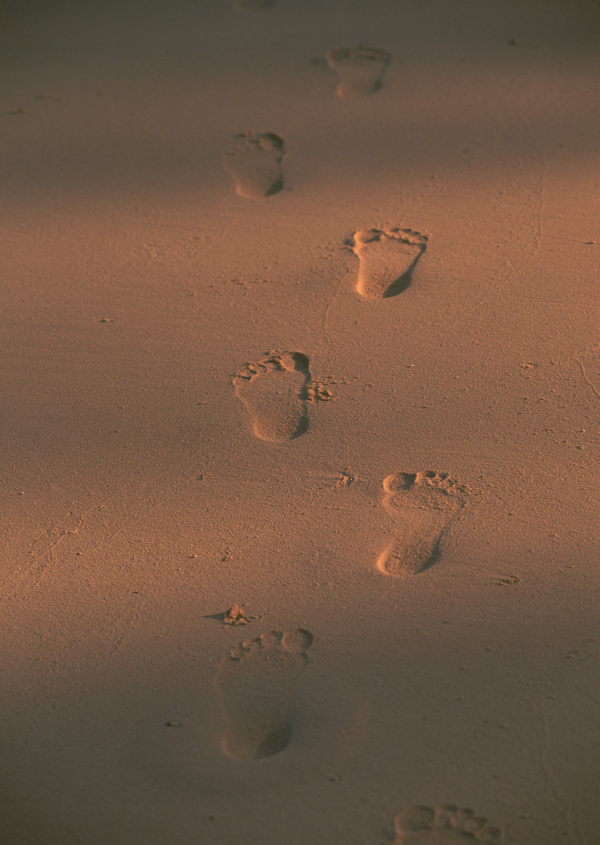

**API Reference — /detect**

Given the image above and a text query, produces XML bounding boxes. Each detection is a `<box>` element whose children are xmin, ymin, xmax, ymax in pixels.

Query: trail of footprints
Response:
<box><xmin>214</xmin><ymin>624</ymin><xmax>503</xmax><ymax>837</ymax></box>
<box><xmin>210</xmin><ymin>17</ymin><xmax>502</xmax><ymax>844</ymax></box>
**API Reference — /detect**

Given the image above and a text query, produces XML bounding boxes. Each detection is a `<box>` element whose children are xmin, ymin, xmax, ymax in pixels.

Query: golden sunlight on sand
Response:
<box><xmin>2</xmin><ymin>0</ymin><xmax>599</xmax><ymax>842</ymax></box>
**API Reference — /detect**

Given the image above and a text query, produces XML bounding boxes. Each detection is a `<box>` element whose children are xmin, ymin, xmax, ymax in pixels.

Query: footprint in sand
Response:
<box><xmin>235</xmin><ymin>0</ymin><xmax>275</xmax><ymax>11</ymax></box>
<box><xmin>216</xmin><ymin>628</ymin><xmax>314</xmax><ymax>760</ymax></box>
<box><xmin>234</xmin><ymin>351</ymin><xmax>328</xmax><ymax>442</ymax></box>
<box><xmin>326</xmin><ymin>45</ymin><xmax>391</xmax><ymax>98</ymax></box>
<box><xmin>391</xmin><ymin>804</ymin><xmax>502</xmax><ymax>843</ymax></box>
<box><xmin>223</xmin><ymin>132</ymin><xmax>285</xmax><ymax>198</ymax></box>
<box><xmin>377</xmin><ymin>471</ymin><xmax>469</xmax><ymax>577</ymax></box>
<box><xmin>352</xmin><ymin>227</ymin><xmax>428</xmax><ymax>299</ymax></box>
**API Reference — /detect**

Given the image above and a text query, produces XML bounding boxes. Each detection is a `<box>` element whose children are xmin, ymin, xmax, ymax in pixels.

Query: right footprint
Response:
<box><xmin>377</xmin><ymin>471</ymin><xmax>469</xmax><ymax>577</ymax></box>
<box><xmin>352</xmin><ymin>227</ymin><xmax>428</xmax><ymax>299</ymax></box>
<box><xmin>326</xmin><ymin>44</ymin><xmax>391</xmax><ymax>98</ymax></box>
<box><xmin>215</xmin><ymin>628</ymin><xmax>314</xmax><ymax>760</ymax></box>
<box><xmin>223</xmin><ymin>132</ymin><xmax>285</xmax><ymax>198</ymax></box>
<box><xmin>392</xmin><ymin>804</ymin><xmax>502</xmax><ymax>843</ymax></box>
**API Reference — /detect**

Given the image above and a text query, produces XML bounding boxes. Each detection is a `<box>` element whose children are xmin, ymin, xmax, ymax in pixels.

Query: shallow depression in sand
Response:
<box><xmin>392</xmin><ymin>804</ymin><xmax>502</xmax><ymax>843</ymax></box>
<box><xmin>377</xmin><ymin>470</ymin><xmax>469</xmax><ymax>576</ymax></box>
<box><xmin>326</xmin><ymin>44</ymin><xmax>391</xmax><ymax>98</ymax></box>
<box><xmin>223</xmin><ymin>132</ymin><xmax>286</xmax><ymax>198</ymax></box>
<box><xmin>233</xmin><ymin>351</ymin><xmax>315</xmax><ymax>442</ymax></box>
<box><xmin>352</xmin><ymin>227</ymin><xmax>428</xmax><ymax>299</ymax></box>
<box><xmin>215</xmin><ymin>628</ymin><xmax>314</xmax><ymax>760</ymax></box>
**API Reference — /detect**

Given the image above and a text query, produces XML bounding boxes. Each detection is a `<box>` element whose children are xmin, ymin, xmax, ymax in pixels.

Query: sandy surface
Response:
<box><xmin>2</xmin><ymin>0</ymin><xmax>600</xmax><ymax>842</ymax></box>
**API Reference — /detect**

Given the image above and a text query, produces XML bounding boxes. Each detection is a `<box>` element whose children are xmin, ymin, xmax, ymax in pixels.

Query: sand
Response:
<box><xmin>2</xmin><ymin>0</ymin><xmax>599</xmax><ymax>842</ymax></box>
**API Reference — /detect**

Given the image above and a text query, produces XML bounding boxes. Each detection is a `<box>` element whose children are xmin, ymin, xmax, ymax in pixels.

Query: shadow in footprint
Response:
<box><xmin>391</xmin><ymin>803</ymin><xmax>502</xmax><ymax>843</ymax></box>
<box><xmin>233</xmin><ymin>351</ymin><xmax>313</xmax><ymax>442</ymax></box>
<box><xmin>326</xmin><ymin>45</ymin><xmax>391</xmax><ymax>98</ymax></box>
<box><xmin>351</xmin><ymin>227</ymin><xmax>428</xmax><ymax>299</ymax></box>
<box><xmin>223</xmin><ymin>132</ymin><xmax>285</xmax><ymax>198</ymax></box>
<box><xmin>377</xmin><ymin>471</ymin><xmax>469</xmax><ymax>577</ymax></box>
<box><xmin>215</xmin><ymin>628</ymin><xmax>314</xmax><ymax>760</ymax></box>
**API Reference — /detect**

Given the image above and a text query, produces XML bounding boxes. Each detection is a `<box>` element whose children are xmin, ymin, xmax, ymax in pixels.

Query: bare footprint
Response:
<box><xmin>391</xmin><ymin>804</ymin><xmax>502</xmax><ymax>843</ymax></box>
<box><xmin>352</xmin><ymin>227</ymin><xmax>428</xmax><ymax>299</ymax></box>
<box><xmin>215</xmin><ymin>628</ymin><xmax>314</xmax><ymax>760</ymax></box>
<box><xmin>326</xmin><ymin>45</ymin><xmax>391</xmax><ymax>98</ymax></box>
<box><xmin>377</xmin><ymin>471</ymin><xmax>469</xmax><ymax>577</ymax></box>
<box><xmin>223</xmin><ymin>132</ymin><xmax>285</xmax><ymax>198</ymax></box>
<box><xmin>235</xmin><ymin>0</ymin><xmax>275</xmax><ymax>11</ymax></box>
<box><xmin>234</xmin><ymin>351</ymin><xmax>326</xmax><ymax>442</ymax></box>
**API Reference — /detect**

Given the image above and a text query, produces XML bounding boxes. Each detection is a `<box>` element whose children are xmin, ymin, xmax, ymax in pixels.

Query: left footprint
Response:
<box><xmin>234</xmin><ymin>351</ymin><xmax>311</xmax><ymax>442</ymax></box>
<box><xmin>223</xmin><ymin>132</ymin><xmax>285</xmax><ymax>198</ymax></box>
<box><xmin>215</xmin><ymin>628</ymin><xmax>314</xmax><ymax>760</ymax></box>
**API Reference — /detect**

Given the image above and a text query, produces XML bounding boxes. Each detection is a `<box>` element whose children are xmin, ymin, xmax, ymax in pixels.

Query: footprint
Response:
<box><xmin>377</xmin><ymin>471</ymin><xmax>468</xmax><ymax>577</ymax></box>
<box><xmin>234</xmin><ymin>351</ymin><xmax>316</xmax><ymax>442</ymax></box>
<box><xmin>235</xmin><ymin>0</ymin><xmax>275</xmax><ymax>11</ymax></box>
<box><xmin>215</xmin><ymin>628</ymin><xmax>314</xmax><ymax>760</ymax></box>
<box><xmin>223</xmin><ymin>132</ymin><xmax>285</xmax><ymax>198</ymax></box>
<box><xmin>391</xmin><ymin>804</ymin><xmax>502</xmax><ymax>843</ymax></box>
<box><xmin>326</xmin><ymin>44</ymin><xmax>391</xmax><ymax>98</ymax></box>
<box><xmin>352</xmin><ymin>227</ymin><xmax>428</xmax><ymax>299</ymax></box>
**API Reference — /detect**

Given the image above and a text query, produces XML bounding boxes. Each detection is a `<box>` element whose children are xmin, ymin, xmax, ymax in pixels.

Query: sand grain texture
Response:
<box><xmin>2</xmin><ymin>0</ymin><xmax>600</xmax><ymax>843</ymax></box>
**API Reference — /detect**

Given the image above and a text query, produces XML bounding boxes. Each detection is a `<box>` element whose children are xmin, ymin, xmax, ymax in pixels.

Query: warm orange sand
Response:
<box><xmin>2</xmin><ymin>0</ymin><xmax>599</xmax><ymax>842</ymax></box>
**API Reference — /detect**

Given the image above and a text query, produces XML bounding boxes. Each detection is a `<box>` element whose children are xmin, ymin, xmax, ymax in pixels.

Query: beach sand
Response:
<box><xmin>2</xmin><ymin>0</ymin><xmax>599</xmax><ymax>842</ymax></box>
